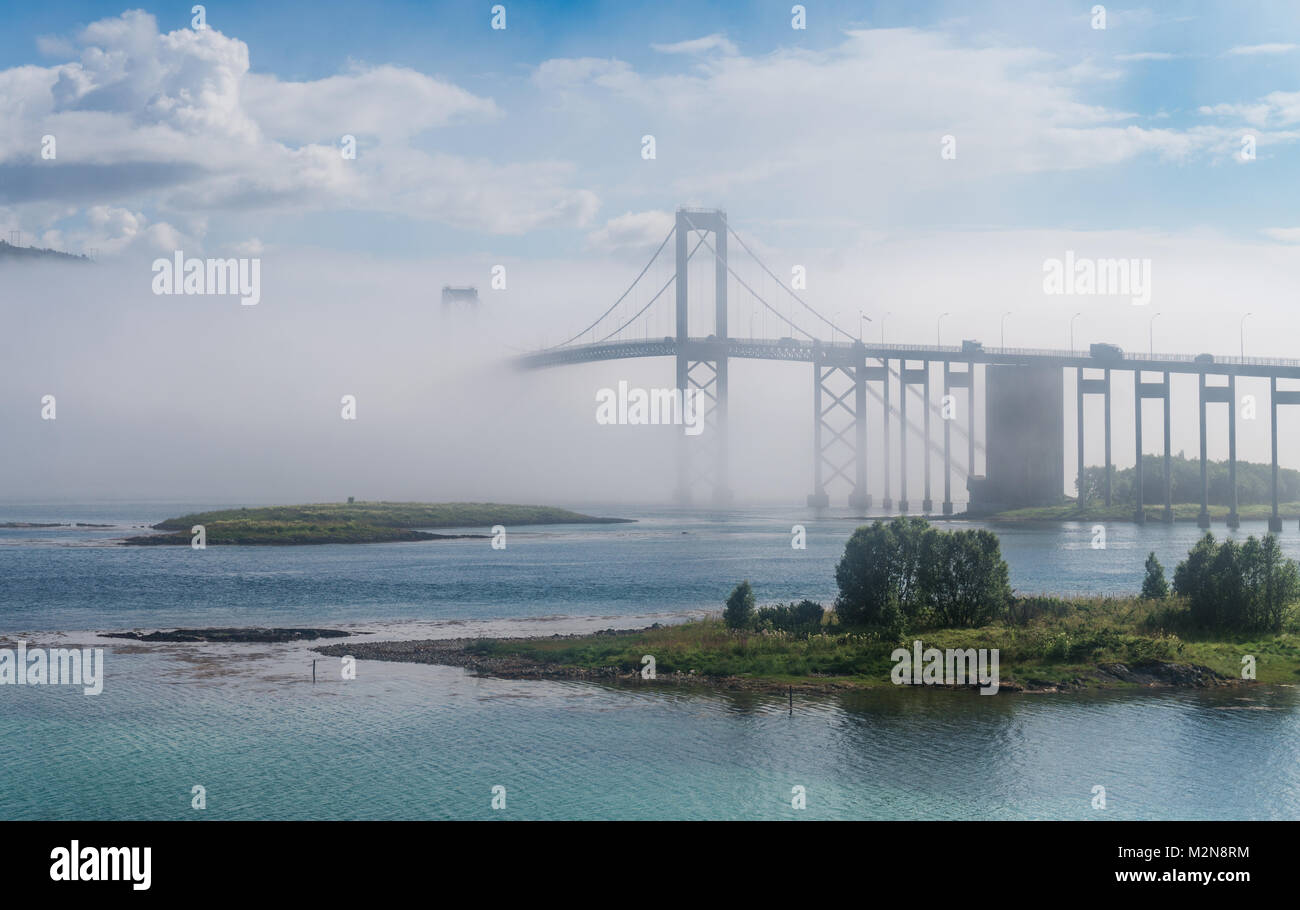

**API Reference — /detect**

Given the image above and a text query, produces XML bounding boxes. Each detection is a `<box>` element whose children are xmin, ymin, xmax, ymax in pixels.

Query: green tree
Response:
<box><xmin>1173</xmin><ymin>532</ymin><xmax>1299</xmax><ymax>632</ymax></box>
<box><xmin>1140</xmin><ymin>551</ymin><xmax>1169</xmax><ymax>599</ymax></box>
<box><xmin>920</xmin><ymin>529</ymin><xmax>1012</xmax><ymax>627</ymax></box>
<box><xmin>723</xmin><ymin>580</ymin><xmax>756</xmax><ymax>630</ymax></box>
<box><xmin>834</xmin><ymin>517</ymin><xmax>933</xmax><ymax>625</ymax></box>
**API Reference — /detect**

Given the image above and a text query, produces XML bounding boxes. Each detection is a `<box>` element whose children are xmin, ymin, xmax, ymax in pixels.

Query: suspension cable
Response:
<box><xmin>546</xmin><ymin>224</ymin><xmax>675</xmax><ymax>350</ymax></box>
<box><xmin>680</xmin><ymin>213</ymin><xmax>815</xmax><ymax>340</ymax></box>
<box><xmin>726</xmin><ymin>224</ymin><xmax>842</xmax><ymax>338</ymax></box>
<box><xmin>595</xmin><ymin>233</ymin><xmax>707</xmax><ymax>343</ymax></box>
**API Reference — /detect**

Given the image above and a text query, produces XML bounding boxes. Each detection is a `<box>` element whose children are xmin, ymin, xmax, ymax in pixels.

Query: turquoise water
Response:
<box><xmin>2</xmin><ymin>502</ymin><xmax>1299</xmax><ymax>820</ymax></box>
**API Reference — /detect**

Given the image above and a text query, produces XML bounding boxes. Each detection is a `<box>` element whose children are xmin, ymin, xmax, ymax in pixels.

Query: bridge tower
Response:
<box><xmin>673</xmin><ymin>208</ymin><xmax>732</xmax><ymax>505</ymax></box>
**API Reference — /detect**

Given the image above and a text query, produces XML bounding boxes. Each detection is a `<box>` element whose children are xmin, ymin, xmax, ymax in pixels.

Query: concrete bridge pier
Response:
<box><xmin>1076</xmin><ymin>367</ymin><xmax>1086</xmax><ymax>508</ymax></box>
<box><xmin>1197</xmin><ymin>373</ymin><xmax>1211</xmax><ymax>528</ymax></box>
<box><xmin>882</xmin><ymin>362</ymin><xmax>892</xmax><ymax>511</ymax></box>
<box><xmin>942</xmin><ymin>362</ymin><xmax>953</xmax><ymax>515</ymax></box>
<box><xmin>1271</xmin><ymin>377</ymin><xmax>1283</xmax><ymax>532</ymax></box>
<box><xmin>967</xmin><ymin>360</ymin><xmax>977</xmax><ymax>503</ymax></box>
<box><xmin>848</xmin><ymin>343</ymin><xmax>870</xmax><ymax>512</ymax></box>
<box><xmin>1163</xmin><ymin>372</ymin><xmax>1173</xmax><ymax>523</ymax></box>
<box><xmin>1228</xmin><ymin>374</ymin><xmax>1239</xmax><ymax>529</ymax></box>
<box><xmin>899</xmin><ymin>361</ymin><xmax>909</xmax><ymax>513</ymax></box>
<box><xmin>1104</xmin><ymin>369</ymin><xmax>1112</xmax><ymax>506</ymax></box>
<box><xmin>807</xmin><ymin>342</ymin><xmax>830</xmax><ymax>508</ymax></box>
<box><xmin>1133</xmin><ymin>370</ymin><xmax>1145</xmax><ymax>524</ymax></box>
<box><xmin>922</xmin><ymin>361</ymin><xmax>934</xmax><ymax>513</ymax></box>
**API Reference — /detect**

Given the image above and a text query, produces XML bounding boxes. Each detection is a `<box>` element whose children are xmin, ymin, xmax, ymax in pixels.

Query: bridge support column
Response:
<box><xmin>674</xmin><ymin>214</ymin><xmax>690</xmax><ymax>505</ymax></box>
<box><xmin>967</xmin><ymin>360</ymin><xmax>976</xmax><ymax>508</ymax></box>
<box><xmin>899</xmin><ymin>362</ymin><xmax>909</xmax><ymax>513</ymax></box>
<box><xmin>1104</xmin><ymin>368</ymin><xmax>1112</xmax><ymax>506</ymax></box>
<box><xmin>923</xmin><ymin>361</ymin><xmax>933</xmax><ymax>513</ymax></box>
<box><xmin>807</xmin><ymin>342</ymin><xmax>829</xmax><ymax>508</ymax></box>
<box><xmin>1271</xmin><ymin>376</ymin><xmax>1282</xmax><ymax>532</ymax></box>
<box><xmin>942</xmin><ymin>362</ymin><xmax>953</xmax><ymax>515</ymax></box>
<box><xmin>1228</xmin><ymin>374</ymin><xmax>1239</xmax><ymax>529</ymax></box>
<box><xmin>849</xmin><ymin>343</ymin><xmax>870</xmax><ymax>512</ymax></box>
<box><xmin>1163</xmin><ymin>372</ymin><xmax>1173</xmax><ymax>523</ymax></box>
<box><xmin>1077</xmin><ymin>367</ymin><xmax>1086</xmax><ymax>507</ymax></box>
<box><xmin>1198</xmin><ymin>373</ymin><xmax>1210</xmax><ymax>528</ymax></box>
<box><xmin>671</xmin><ymin>207</ymin><xmax>730</xmax><ymax>505</ymax></box>
<box><xmin>882</xmin><ymin>361</ymin><xmax>892</xmax><ymax>511</ymax></box>
<box><xmin>711</xmin><ymin>221</ymin><xmax>731</xmax><ymax>506</ymax></box>
<box><xmin>1134</xmin><ymin>370</ymin><xmax>1145</xmax><ymax>524</ymax></box>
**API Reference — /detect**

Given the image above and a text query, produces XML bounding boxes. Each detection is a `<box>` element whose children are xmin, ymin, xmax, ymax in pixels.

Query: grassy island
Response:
<box><xmin>320</xmin><ymin>600</ymin><xmax>1300</xmax><ymax>694</ymax></box>
<box><xmin>123</xmin><ymin>501</ymin><xmax>631</xmax><ymax>545</ymax></box>
<box><xmin>972</xmin><ymin>502</ymin><xmax>1300</xmax><ymax>523</ymax></box>
<box><xmin>319</xmin><ymin>517</ymin><xmax>1300</xmax><ymax>694</ymax></box>
<box><xmin>971</xmin><ymin>455</ymin><xmax>1300</xmax><ymax>523</ymax></box>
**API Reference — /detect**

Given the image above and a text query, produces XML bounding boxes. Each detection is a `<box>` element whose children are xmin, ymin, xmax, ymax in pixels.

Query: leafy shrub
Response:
<box><xmin>1140</xmin><ymin>551</ymin><xmax>1169</xmax><ymax>599</ymax></box>
<box><xmin>754</xmin><ymin>599</ymin><xmax>825</xmax><ymax>637</ymax></box>
<box><xmin>834</xmin><ymin>517</ymin><xmax>932</xmax><ymax>625</ymax></box>
<box><xmin>920</xmin><ymin>528</ymin><xmax>1012</xmax><ymax>627</ymax></box>
<box><xmin>835</xmin><ymin>518</ymin><xmax>1011</xmax><ymax>628</ymax></box>
<box><xmin>723</xmin><ymin>580</ymin><xmax>756</xmax><ymax>630</ymax></box>
<box><xmin>1173</xmin><ymin>532</ymin><xmax>1299</xmax><ymax>633</ymax></box>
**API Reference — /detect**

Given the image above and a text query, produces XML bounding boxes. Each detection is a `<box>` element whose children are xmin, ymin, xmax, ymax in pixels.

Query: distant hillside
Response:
<box><xmin>0</xmin><ymin>240</ymin><xmax>90</xmax><ymax>263</ymax></box>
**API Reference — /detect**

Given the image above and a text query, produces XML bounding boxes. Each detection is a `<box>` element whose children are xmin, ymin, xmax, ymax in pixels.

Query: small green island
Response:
<box><xmin>972</xmin><ymin>455</ymin><xmax>1300</xmax><ymax>523</ymax></box>
<box><xmin>123</xmin><ymin>501</ymin><xmax>632</xmax><ymax>546</ymax></box>
<box><xmin>321</xmin><ymin>518</ymin><xmax>1300</xmax><ymax>693</ymax></box>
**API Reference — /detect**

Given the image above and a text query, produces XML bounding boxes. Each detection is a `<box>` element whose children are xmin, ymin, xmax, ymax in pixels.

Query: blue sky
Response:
<box><xmin>4</xmin><ymin>0</ymin><xmax>1300</xmax><ymax>262</ymax></box>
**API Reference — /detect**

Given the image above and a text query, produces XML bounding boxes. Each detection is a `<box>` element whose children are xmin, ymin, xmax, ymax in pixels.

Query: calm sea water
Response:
<box><xmin>1</xmin><ymin>501</ymin><xmax>1298</xmax><ymax>820</ymax></box>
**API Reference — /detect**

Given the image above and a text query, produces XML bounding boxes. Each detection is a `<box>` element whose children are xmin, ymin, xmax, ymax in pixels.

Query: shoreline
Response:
<box><xmin>311</xmin><ymin>628</ymin><xmax>1253</xmax><ymax>696</ymax></box>
<box><xmin>959</xmin><ymin>503</ymin><xmax>1300</xmax><ymax>524</ymax></box>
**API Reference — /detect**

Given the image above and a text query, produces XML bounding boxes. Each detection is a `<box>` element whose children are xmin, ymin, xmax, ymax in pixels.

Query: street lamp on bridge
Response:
<box><xmin>1000</xmin><ymin>310</ymin><xmax>1012</xmax><ymax>349</ymax></box>
<box><xmin>1241</xmin><ymin>312</ymin><xmax>1254</xmax><ymax>359</ymax></box>
<box><xmin>1070</xmin><ymin>312</ymin><xmax>1083</xmax><ymax>354</ymax></box>
<box><xmin>858</xmin><ymin>309</ymin><xmax>871</xmax><ymax>343</ymax></box>
<box><xmin>937</xmin><ymin>312</ymin><xmax>950</xmax><ymax>347</ymax></box>
<box><xmin>880</xmin><ymin>310</ymin><xmax>891</xmax><ymax>345</ymax></box>
<box><xmin>1149</xmin><ymin>311</ymin><xmax>1161</xmax><ymax>356</ymax></box>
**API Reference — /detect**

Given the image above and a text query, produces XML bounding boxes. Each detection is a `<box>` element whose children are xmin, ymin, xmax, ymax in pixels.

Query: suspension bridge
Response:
<box><xmin>517</xmin><ymin>207</ymin><xmax>1300</xmax><ymax>529</ymax></box>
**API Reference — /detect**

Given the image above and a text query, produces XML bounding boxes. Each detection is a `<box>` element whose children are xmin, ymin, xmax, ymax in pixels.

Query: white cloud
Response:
<box><xmin>1224</xmin><ymin>43</ymin><xmax>1298</xmax><ymax>56</ymax></box>
<box><xmin>1199</xmin><ymin>91</ymin><xmax>1300</xmax><ymax>127</ymax></box>
<box><xmin>651</xmin><ymin>34</ymin><xmax>739</xmax><ymax>56</ymax></box>
<box><xmin>0</xmin><ymin>10</ymin><xmax>597</xmax><ymax>246</ymax></box>
<box><xmin>1116</xmin><ymin>51</ymin><xmax>1177</xmax><ymax>61</ymax></box>
<box><xmin>1261</xmin><ymin>227</ymin><xmax>1300</xmax><ymax>243</ymax></box>
<box><xmin>584</xmin><ymin>210</ymin><xmax>674</xmax><ymax>251</ymax></box>
<box><xmin>533</xmin><ymin>25</ymin><xmax>1250</xmax><ymax>218</ymax></box>
<box><xmin>242</xmin><ymin>64</ymin><xmax>498</xmax><ymax>142</ymax></box>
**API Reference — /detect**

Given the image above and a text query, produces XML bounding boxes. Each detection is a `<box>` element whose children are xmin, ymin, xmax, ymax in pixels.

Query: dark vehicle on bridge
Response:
<box><xmin>1090</xmin><ymin>342</ymin><xmax>1123</xmax><ymax>360</ymax></box>
<box><xmin>962</xmin><ymin>339</ymin><xmax>983</xmax><ymax>353</ymax></box>
<box><xmin>1195</xmin><ymin>352</ymin><xmax>1215</xmax><ymax>364</ymax></box>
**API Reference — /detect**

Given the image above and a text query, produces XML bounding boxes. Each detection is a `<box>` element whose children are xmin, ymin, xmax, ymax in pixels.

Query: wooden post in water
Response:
<box><xmin>788</xmin><ymin>685</ymin><xmax>792</xmax><ymax>715</ymax></box>
<box><xmin>312</xmin><ymin>659</ymin><xmax>317</xmax><ymax>685</ymax></box>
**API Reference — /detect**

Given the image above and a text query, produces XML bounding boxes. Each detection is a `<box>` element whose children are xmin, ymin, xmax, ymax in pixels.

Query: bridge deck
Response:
<box><xmin>517</xmin><ymin>337</ymin><xmax>1300</xmax><ymax>379</ymax></box>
